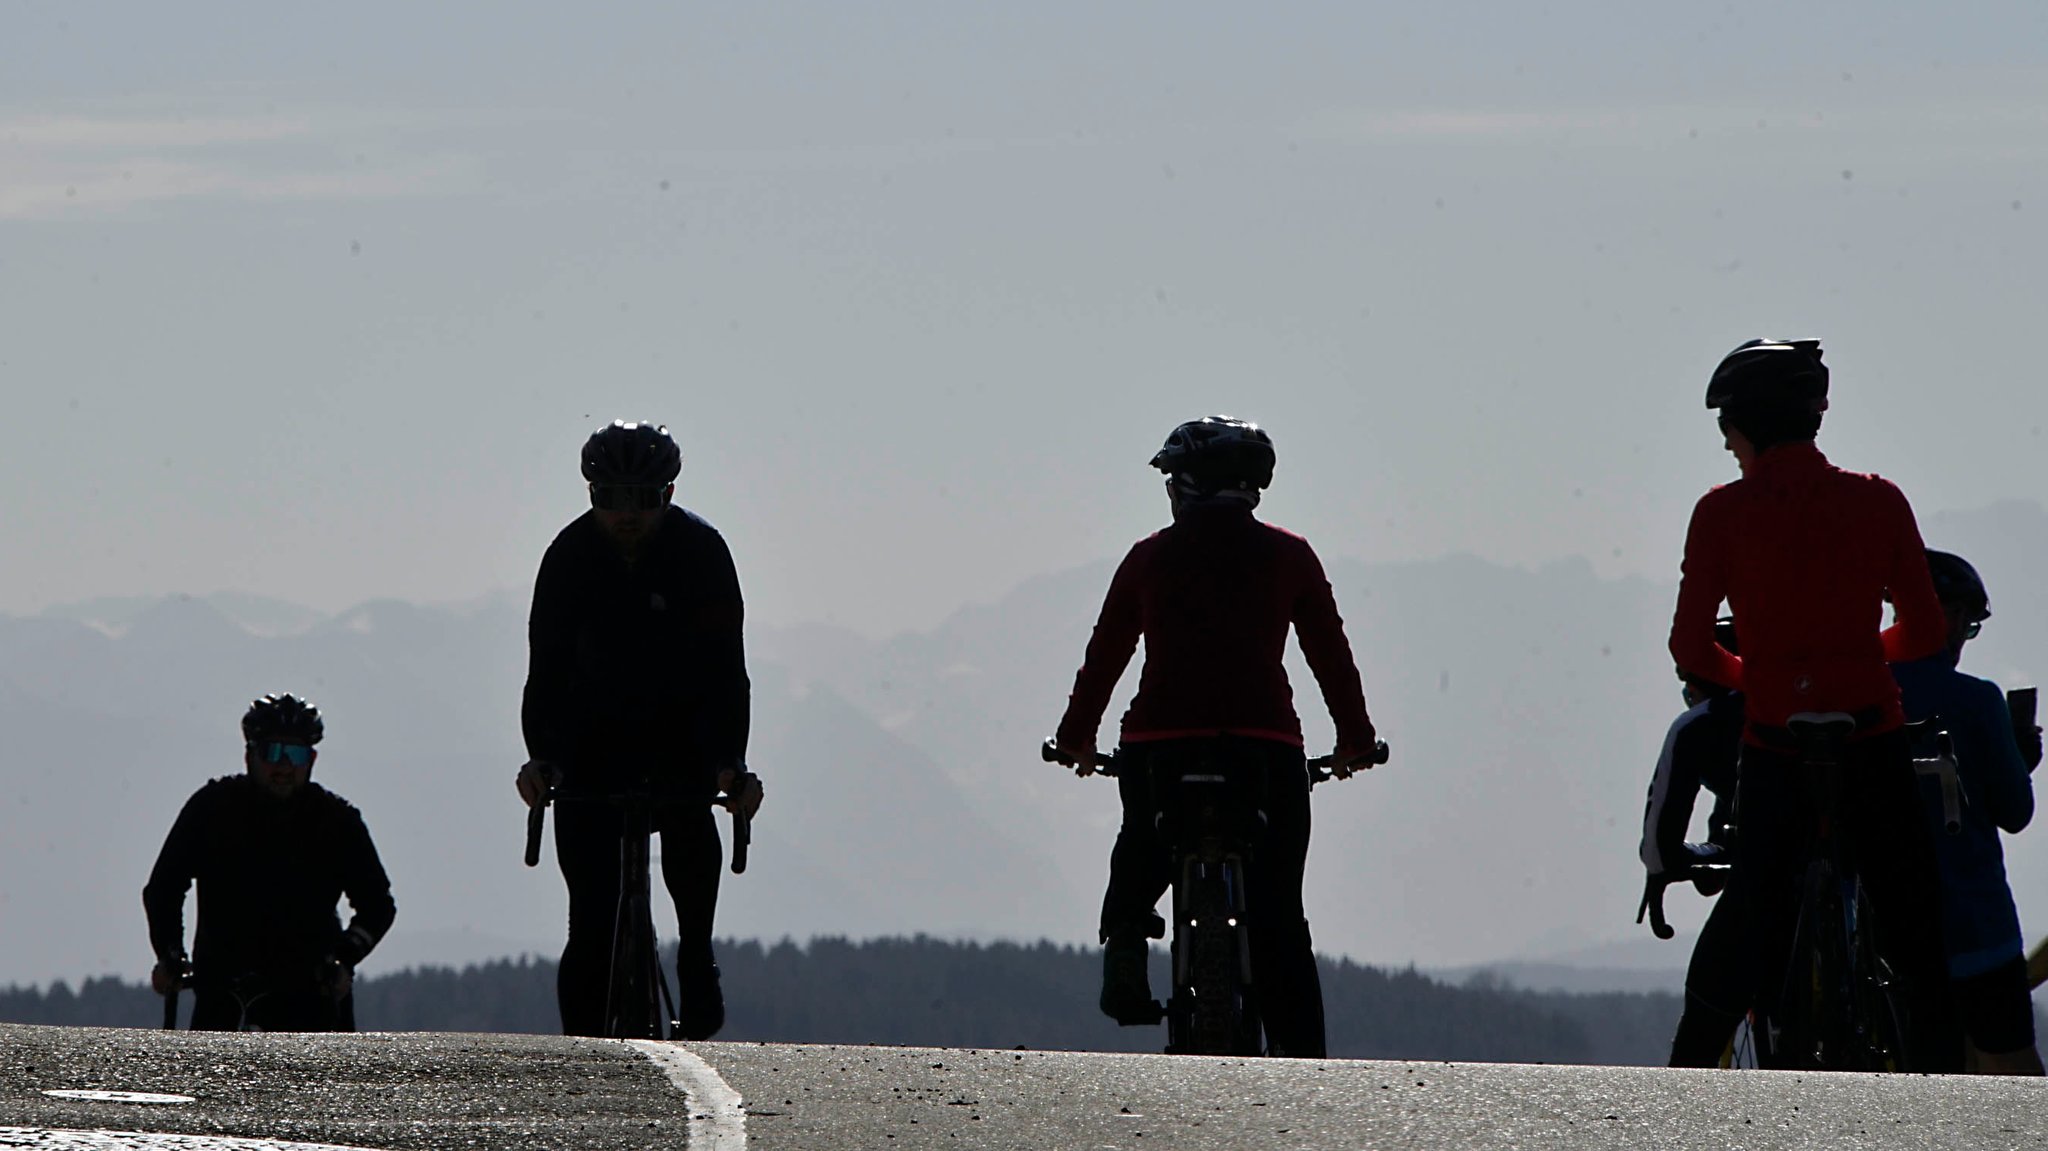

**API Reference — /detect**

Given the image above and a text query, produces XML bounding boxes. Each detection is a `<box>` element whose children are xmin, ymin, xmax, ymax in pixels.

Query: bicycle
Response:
<box><xmin>160</xmin><ymin>965</ymin><xmax>350</xmax><ymax>1032</ymax></box>
<box><xmin>1756</xmin><ymin>713</ymin><xmax>1921</xmax><ymax>1072</ymax></box>
<box><xmin>523</xmin><ymin>769</ymin><xmax>755</xmax><ymax>1039</ymax></box>
<box><xmin>1043</xmin><ymin>735</ymin><xmax>1389</xmax><ymax>1056</ymax></box>
<box><xmin>1636</xmin><ymin>843</ymin><xmax>1757</xmax><ymax>1068</ymax></box>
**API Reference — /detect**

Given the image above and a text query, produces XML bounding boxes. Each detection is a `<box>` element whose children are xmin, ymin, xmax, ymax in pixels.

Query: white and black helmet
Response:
<box><xmin>1149</xmin><ymin>415</ymin><xmax>1276</xmax><ymax>492</ymax></box>
<box><xmin>581</xmin><ymin>421</ymin><xmax>682</xmax><ymax>486</ymax></box>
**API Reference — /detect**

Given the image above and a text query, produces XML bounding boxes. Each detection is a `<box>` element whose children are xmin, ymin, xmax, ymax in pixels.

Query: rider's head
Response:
<box><xmin>1678</xmin><ymin>617</ymin><xmax>1741</xmax><ymax>706</ymax></box>
<box><xmin>582</xmin><ymin>421</ymin><xmax>681</xmax><ymax>551</ymax></box>
<box><xmin>241</xmin><ymin>693</ymin><xmax>323</xmax><ymax>800</ymax></box>
<box><xmin>1705</xmin><ymin>339</ymin><xmax>1828</xmax><ymax>471</ymax></box>
<box><xmin>1924</xmin><ymin>548</ymin><xmax>1992</xmax><ymax>653</ymax></box>
<box><xmin>1149</xmin><ymin>415</ymin><xmax>1275</xmax><ymax>514</ymax></box>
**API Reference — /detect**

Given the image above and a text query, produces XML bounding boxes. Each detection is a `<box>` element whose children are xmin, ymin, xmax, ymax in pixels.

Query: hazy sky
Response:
<box><xmin>6</xmin><ymin>3</ymin><xmax>2048</xmax><ymax>635</ymax></box>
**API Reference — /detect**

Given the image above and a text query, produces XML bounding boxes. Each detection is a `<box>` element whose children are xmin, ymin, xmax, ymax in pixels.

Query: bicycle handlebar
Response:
<box><xmin>1636</xmin><ymin>852</ymin><xmax>1733</xmax><ymax>940</ymax></box>
<box><xmin>522</xmin><ymin>778</ymin><xmax>757</xmax><ymax>875</ymax></box>
<box><xmin>1041</xmin><ymin>737</ymin><xmax>1391</xmax><ymax>787</ymax></box>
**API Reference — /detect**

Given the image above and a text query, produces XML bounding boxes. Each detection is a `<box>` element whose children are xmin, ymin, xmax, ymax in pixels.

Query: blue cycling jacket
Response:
<box><xmin>1893</xmin><ymin>651</ymin><xmax>2034</xmax><ymax>978</ymax></box>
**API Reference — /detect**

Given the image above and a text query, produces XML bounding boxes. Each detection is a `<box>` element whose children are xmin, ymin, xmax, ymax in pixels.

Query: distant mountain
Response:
<box><xmin>41</xmin><ymin>591</ymin><xmax>329</xmax><ymax>637</ymax></box>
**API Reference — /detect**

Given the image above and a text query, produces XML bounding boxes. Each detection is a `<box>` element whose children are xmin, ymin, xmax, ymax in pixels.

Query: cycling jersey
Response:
<box><xmin>522</xmin><ymin>505</ymin><xmax>750</xmax><ymax>786</ymax></box>
<box><xmin>1639</xmin><ymin>691</ymin><xmax>1742</xmax><ymax>876</ymax></box>
<box><xmin>1056</xmin><ymin>503</ymin><xmax>1375</xmax><ymax>753</ymax></box>
<box><xmin>1894</xmin><ymin>652</ymin><xmax>2035</xmax><ymax>978</ymax></box>
<box><xmin>1669</xmin><ymin>443</ymin><xmax>1948</xmax><ymax>738</ymax></box>
<box><xmin>143</xmin><ymin>776</ymin><xmax>395</xmax><ymax>988</ymax></box>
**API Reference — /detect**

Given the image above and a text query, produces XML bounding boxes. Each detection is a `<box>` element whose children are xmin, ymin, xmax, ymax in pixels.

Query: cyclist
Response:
<box><xmin>1892</xmin><ymin>548</ymin><xmax>2042</xmax><ymax>1074</ymax></box>
<box><xmin>1053</xmin><ymin>415</ymin><xmax>1379</xmax><ymax>1059</ymax></box>
<box><xmin>1640</xmin><ymin>620</ymin><xmax>1748</xmax><ymax>1067</ymax></box>
<box><xmin>143</xmin><ymin>693</ymin><xmax>396</xmax><ymax>1031</ymax></box>
<box><xmin>517</xmin><ymin>420</ymin><xmax>763</xmax><ymax>1038</ymax></box>
<box><xmin>1668</xmin><ymin>338</ymin><xmax>1952</xmax><ymax>1067</ymax></box>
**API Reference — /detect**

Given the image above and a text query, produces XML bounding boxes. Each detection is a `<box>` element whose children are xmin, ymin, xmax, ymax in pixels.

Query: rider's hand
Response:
<box><xmin>317</xmin><ymin>957</ymin><xmax>353</xmax><ymax>1003</ymax></box>
<box><xmin>2017</xmin><ymin>723</ymin><xmax>2043</xmax><ymax>773</ymax></box>
<box><xmin>1329</xmin><ymin>745</ymin><xmax>1375</xmax><ymax>780</ymax></box>
<box><xmin>150</xmin><ymin>958</ymin><xmax>191</xmax><ymax>996</ymax></box>
<box><xmin>516</xmin><ymin>760</ymin><xmax>554</xmax><ymax>809</ymax></box>
<box><xmin>717</xmin><ymin>769</ymin><xmax>765</xmax><ymax>818</ymax></box>
<box><xmin>1055</xmin><ymin>741</ymin><xmax>1097</xmax><ymax>777</ymax></box>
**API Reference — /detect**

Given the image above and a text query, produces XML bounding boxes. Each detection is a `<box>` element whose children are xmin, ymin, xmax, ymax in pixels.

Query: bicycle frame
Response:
<box><xmin>1043</xmin><ymin>737</ymin><xmax>1385</xmax><ymax>1057</ymax></box>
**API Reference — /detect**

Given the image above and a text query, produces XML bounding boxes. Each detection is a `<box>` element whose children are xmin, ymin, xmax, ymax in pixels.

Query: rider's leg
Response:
<box><xmin>186</xmin><ymin>993</ymin><xmax>242</xmax><ymax>1032</ymax></box>
<box><xmin>554</xmin><ymin>798</ymin><xmax>628</xmax><ymax>1037</ymax></box>
<box><xmin>1248</xmin><ymin>752</ymin><xmax>1325</xmax><ymax>1058</ymax></box>
<box><xmin>1669</xmin><ymin>884</ymin><xmax>1748</xmax><ymax>1067</ymax></box>
<box><xmin>1844</xmin><ymin>730</ymin><xmax>1956</xmax><ymax>1072</ymax></box>
<box><xmin>660</xmin><ymin>799</ymin><xmax>726</xmax><ymax>1040</ymax></box>
<box><xmin>1729</xmin><ymin>743</ymin><xmax>1805</xmax><ymax>1065</ymax></box>
<box><xmin>1954</xmin><ymin>957</ymin><xmax>2044</xmax><ymax>1076</ymax></box>
<box><xmin>1099</xmin><ymin>746</ymin><xmax>1167</xmax><ymax>1024</ymax></box>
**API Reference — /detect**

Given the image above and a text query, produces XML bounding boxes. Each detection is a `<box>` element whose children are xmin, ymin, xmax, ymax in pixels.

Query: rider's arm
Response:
<box><xmin>688</xmin><ymin>524</ymin><xmax>751</xmax><ymax>772</ymax></box>
<box><xmin>1878</xmin><ymin>482</ymin><xmax>1948</xmax><ymax>663</ymax></box>
<box><xmin>521</xmin><ymin>539</ymin><xmax>578</xmax><ymax>766</ymax></box>
<box><xmin>1668</xmin><ymin>495</ymin><xmax>1743</xmax><ymax>691</ymax></box>
<box><xmin>1964</xmin><ymin>679</ymin><xmax>2035</xmax><ymax>835</ymax></box>
<box><xmin>141</xmin><ymin>788</ymin><xmax>208</xmax><ymax>967</ymax></box>
<box><xmin>1289</xmin><ymin>540</ymin><xmax>1376</xmax><ymax>753</ymax></box>
<box><xmin>1642</xmin><ymin>706</ymin><xmax>1710</xmax><ymax>874</ymax></box>
<box><xmin>1054</xmin><ymin>543</ymin><xmax>1149</xmax><ymax>752</ymax></box>
<box><xmin>333</xmin><ymin>806</ymin><xmax>397</xmax><ymax>967</ymax></box>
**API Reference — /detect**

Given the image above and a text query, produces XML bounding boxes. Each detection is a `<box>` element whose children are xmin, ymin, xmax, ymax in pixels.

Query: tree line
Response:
<box><xmin>0</xmin><ymin>936</ymin><xmax>1678</xmax><ymax>1065</ymax></box>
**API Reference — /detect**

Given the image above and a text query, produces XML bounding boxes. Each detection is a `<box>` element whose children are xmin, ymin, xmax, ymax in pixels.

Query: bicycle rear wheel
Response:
<box><xmin>1845</xmin><ymin>885</ymin><xmax>1909</xmax><ymax>1071</ymax></box>
<box><xmin>1183</xmin><ymin>859</ymin><xmax>1260</xmax><ymax>1056</ymax></box>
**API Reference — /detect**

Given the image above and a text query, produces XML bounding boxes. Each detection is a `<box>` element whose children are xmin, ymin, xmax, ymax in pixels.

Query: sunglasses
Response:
<box><xmin>251</xmin><ymin>741</ymin><xmax>315</xmax><ymax>768</ymax></box>
<box><xmin>589</xmin><ymin>484</ymin><xmax>669</xmax><ymax>512</ymax></box>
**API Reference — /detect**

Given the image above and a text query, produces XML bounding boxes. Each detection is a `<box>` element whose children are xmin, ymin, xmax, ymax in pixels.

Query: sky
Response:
<box><xmin>5</xmin><ymin>3</ymin><xmax>2048</xmax><ymax>636</ymax></box>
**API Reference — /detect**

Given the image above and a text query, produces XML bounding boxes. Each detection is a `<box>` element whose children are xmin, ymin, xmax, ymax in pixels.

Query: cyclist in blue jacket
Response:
<box><xmin>1892</xmin><ymin>548</ymin><xmax>2042</xmax><ymax>1075</ymax></box>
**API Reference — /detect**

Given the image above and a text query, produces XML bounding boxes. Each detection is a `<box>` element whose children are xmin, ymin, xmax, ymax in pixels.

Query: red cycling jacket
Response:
<box><xmin>1669</xmin><ymin>442</ymin><xmax>1948</xmax><ymax>739</ymax></box>
<box><xmin>1055</xmin><ymin>504</ymin><xmax>1376</xmax><ymax>754</ymax></box>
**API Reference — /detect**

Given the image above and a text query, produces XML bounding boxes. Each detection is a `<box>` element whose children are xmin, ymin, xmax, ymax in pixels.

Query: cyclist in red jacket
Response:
<box><xmin>1054</xmin><ymin>416</ymin><xmax>1379</xmax><ymax>1058</ymax></box>
<box><xmin>1669</xmin><ymin>338</ymin><xmax>1953</xmax><ymax>1068</ymax></box>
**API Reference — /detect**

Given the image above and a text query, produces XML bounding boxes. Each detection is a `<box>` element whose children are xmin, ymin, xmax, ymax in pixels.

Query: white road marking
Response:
<box><xmin>39</xmin><ymin>1094</ymin><xmax>194</xmax><ymax>1106</ymax></box>
<box><xmin>0</xmin><ymin>1130</ymin><xmax>375</xmax><ymax>1150</ymax></box>
<box><xmin>625</xmin><ymin>1040</ymin><xmax>747</xmax><ymax>1150</ymax></box>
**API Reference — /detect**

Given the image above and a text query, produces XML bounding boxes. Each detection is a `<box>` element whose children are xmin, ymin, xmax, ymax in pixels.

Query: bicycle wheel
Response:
<box><xmin>1184</xmin><ymin>860</ymin><xmax>1245</xmax><ymax>1055</ymax></box>
<box><xmin>1845</xmin><ymin>884</ymin><xmax>1909</xmax><ymax>1071</ymax></box>
<box><xmin>1766</xmin><ymin>862</ymin><xmax>1842</xmax><ymax>1070</ymax></box>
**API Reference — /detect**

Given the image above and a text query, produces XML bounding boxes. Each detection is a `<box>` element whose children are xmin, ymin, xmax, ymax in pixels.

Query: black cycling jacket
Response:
<box><xmin>521</xmin><ymin>506</ymin><xmax>750</xmax><ymax>789</ymax></box>
<box><xmin>143</xmin><ymin>776</ymin><xmax>395</xmax><ymax>981</ymax></box>
<box><xmin>1639</xmin><ymin>691</ymin><xmax>1742</xmax><ymax>875</ymax></box>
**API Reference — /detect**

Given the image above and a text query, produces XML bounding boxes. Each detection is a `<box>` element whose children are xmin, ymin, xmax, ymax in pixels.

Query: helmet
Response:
<box><xmin>581</xmin><ymin>421</ymin><xmax>682</xmax><ymax>486</ymax></box>
<box><xmin>241</xmin><ymin>693</ymin><xmax>324</xmax><ymax>745</ymax></box>
<box><xmin>1149</xmin><ymin>415</ymin><xmax>1276</xmax><ymax>492</ymax></box>
<box><xmin>1926</xmin><ymin>549</ymin><xmax>1991</xmax><ymax>623</ymax></box>
<box><xmin>1705</xmin><ymin>339</ymin><xmax>1829</xmax><ymax>413</ymax></box>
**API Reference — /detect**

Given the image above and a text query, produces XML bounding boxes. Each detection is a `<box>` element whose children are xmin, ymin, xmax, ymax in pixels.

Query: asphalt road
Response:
<box><xmin>5</xmin><ymin>1023</ymin><xmax>2047</xmax><ymax>1150</ymax></box>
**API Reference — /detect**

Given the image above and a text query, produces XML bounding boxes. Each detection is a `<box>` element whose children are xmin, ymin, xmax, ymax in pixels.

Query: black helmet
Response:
<box><xmin>1705</xmin><ymin>339</ymin><xmax>1828</xmax><ymax>413</ymax></box>
<box><xmin>581</xmin><ymin>421</ymin><xmax>682</xmax><ymax>486</ymax></box>
<box><xmin>1926</xmin><ymin>549</ymin><xmax>1991</xmax><ymax>623</ymax></box>
<box><xmin>1149</xmin><ymin>415</ymin><xmax>1276</xmax><ymax>492</ymax></box>
<box><xmin>242</xmin><ymin>693</ymin><xmax>324</xmax><ymax>745</ymax></box>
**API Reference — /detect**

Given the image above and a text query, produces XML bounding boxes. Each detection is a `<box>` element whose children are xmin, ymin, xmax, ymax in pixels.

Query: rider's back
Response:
<box><xmin>1672</xmin><ymin>443</ymin><xmax>1947</xmax><ymax>731</ymax></box>
<box><xmin>1059</xmin><ymin>503</ymin><xmax>1371</xmax><ymax>750</ymax></box>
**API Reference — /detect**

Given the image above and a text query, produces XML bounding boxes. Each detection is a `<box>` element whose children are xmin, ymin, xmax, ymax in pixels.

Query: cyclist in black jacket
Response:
<box><xmin>1640</xmin><ymin>620</ymin><xmax>1747</xmax><ymax>1066</ymax></box>
<box><xmin>517</xmin><ymin>420</ymin><xmax>762</xmax><ymax>1038</ymax></box>
<box><xmin>143</xmin><ymin>693</ymin><xmax>395</xmax><ymax>1031</ymax></box>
